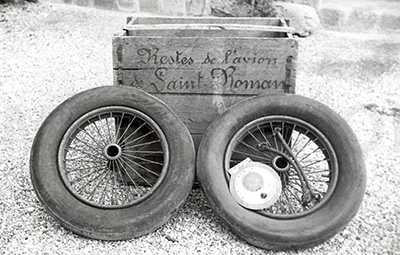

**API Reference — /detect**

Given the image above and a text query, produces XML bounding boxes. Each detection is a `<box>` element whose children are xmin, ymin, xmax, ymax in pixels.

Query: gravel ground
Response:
<box><xmin>1</xmin><ymin>3</ymin><xmax>399</xmax><ymax>254</ymax></box>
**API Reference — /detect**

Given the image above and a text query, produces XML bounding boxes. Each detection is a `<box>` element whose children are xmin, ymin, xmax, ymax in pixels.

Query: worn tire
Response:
<box><xmin>197</xmin><ymin>94</ymin><xmax>366</xmax><ymax>250</ymax></box>
<box><xmin>30</xmin><ymin>86</ymin><xmax>195</xmax><ymax>240</ymax></box>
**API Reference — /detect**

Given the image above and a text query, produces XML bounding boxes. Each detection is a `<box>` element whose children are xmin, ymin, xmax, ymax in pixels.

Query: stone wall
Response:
<box><xmin>46</xmin><ymin>0</ymin><xmax>322</xmax><ymax>36</ymax></box>
<box><xmin>55</xmin><ymin>0</ymin><xmax>211</xmax><ymax>15</ymax></box>
<box><xmin>277</xmin><ymin>0</ymin><xmax>321</xmax><ymax>9</ymax></box>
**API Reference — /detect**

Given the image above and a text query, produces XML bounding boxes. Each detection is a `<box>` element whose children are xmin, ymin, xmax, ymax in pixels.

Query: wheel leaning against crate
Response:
<box><xmin>197</xmin><ymin>94</ymin><xmax>366</xmax><ymax>250</ymax></box>
<box><xmin>30</xmin><ymin>86</ymin><xmax>196</xmax><ymax>240</ymax></box>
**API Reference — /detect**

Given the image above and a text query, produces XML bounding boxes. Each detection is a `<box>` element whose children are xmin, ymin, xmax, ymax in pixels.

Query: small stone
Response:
<box><xmin>26</xmin><ymin>207</ymin><xmax>36</xmax><ymax>213</ymax></box>
<box><xmin>273</xmin><ymin>2</ymin><xmax>321</xmax><ymax>36</ymax></box>
<box><xmin>165</xmin><ymin>234</ymin><xmax>178</xmax><ymax>243</ymax></box>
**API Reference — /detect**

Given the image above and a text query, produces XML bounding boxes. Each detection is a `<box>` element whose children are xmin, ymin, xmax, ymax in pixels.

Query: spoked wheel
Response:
<box><xmin>59</xmin><ymin>106</ymin><xmax>168</xmax><ymax>208</ymax></box>
<box><xmin>226</xmin><ymin>115</ymin><xmax>338</xmax><ymax>218</ymax></box>
<box><xmin>31</xmin><ymin>86</ymin><xmax>195</xmax><ymax>240</ymax></box>
<box><xmin>197</xmin><ymin>94</ymin><xmax>366</xmax><ymax>250</ymax></box>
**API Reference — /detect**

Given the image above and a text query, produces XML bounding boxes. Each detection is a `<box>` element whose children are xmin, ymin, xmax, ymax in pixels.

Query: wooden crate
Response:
<box><xmin>112</xmin><ymin>16</ymin><xmax>298</xmax><ymax>148</ymax></box>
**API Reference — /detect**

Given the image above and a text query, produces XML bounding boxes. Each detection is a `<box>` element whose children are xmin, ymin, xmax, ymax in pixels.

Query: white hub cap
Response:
<box><xmin>229</xmin><ymin>158</ymin><xmax>282</xmax><ymax>210</ymax></box>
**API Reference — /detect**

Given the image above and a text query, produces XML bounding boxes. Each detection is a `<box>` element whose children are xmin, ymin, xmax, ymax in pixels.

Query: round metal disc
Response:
<box><xmin>229</xmin><ymin>161</ymin><xmax>282</xmax><ymax>210</ymax></box>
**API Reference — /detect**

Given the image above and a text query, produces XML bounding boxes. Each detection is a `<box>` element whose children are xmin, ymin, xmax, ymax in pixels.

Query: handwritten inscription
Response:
<box><xmin>128</xmin><ymin>47</ymin><xmax>285</xmax><ymax>93</ymax></box>
<box><xmin>222</xmin><ymin>49</ymin><xmax>277</xmax><ymax>65</ymax></box>
<box><xmin>135</xmin><ymin>47</ymin><xmax>277</xmax><ymax>67</ymax></box>
<box><xmin>137</xmin><ymin>47</ymin><xmax>194</xmax><ymax>66</ymax></box>
<box><xmin>138</xmin><ymin>66</ymin><xmax>285</xmax><ymax>92</ymax></box>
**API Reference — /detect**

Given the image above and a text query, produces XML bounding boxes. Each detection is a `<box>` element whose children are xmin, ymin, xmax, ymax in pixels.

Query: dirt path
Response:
<box><xmin>1</xmin><ymin>2</ymin><xmax>399</xmax><ymax>254</ymax></box>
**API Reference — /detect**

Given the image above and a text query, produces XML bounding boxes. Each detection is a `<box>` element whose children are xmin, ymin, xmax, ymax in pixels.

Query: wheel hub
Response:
<box><xmin>272</xmin><ymin>156</ymin><xmax>290</xmax><ymax>172</ymax></box>
<box><xmin>104</xmin><ymin>144</ymin><xmax>122</xmax><ymax>160</ymax></box>
<box><xmin>228</xmin><ymin>158</ymin><xmax>282</xmax><ymax>210</ymax></box>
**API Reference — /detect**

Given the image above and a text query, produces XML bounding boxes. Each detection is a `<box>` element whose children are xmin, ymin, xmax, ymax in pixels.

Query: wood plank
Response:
<box><xmin>112</xmin><ymin>36</ymin><xmax>297</xmax><ymax>94</ymax></box>
<box><xmin>123</xmin><ymin>24</ymin><xmax>295</xmax><ymax>34</ymax></box>
<box><xmin>124</xmin><ymin>17</ymin><xmax>292</xmax><ymax>38</ymax></box>
<box><xmin>127</xmin><ymin>29</ymin><xmax>283</xmax><ymax>38</ymax></box>
<box><xmin>129</xmin><ymin>16</ymin><xmax>283</xmax><ymax>26</ymax></box>
<box><xmin>151</xmin><ymin>93</ymin><xmax>254</xmax><ymax>134</ymax></box>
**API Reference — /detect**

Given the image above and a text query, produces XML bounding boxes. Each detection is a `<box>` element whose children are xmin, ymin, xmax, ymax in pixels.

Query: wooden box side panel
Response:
<box><xmin>113</xmin><ymin>36</ymin><xmax>297</xmax><ymax>95</ymax></box>
<box><xmin>112</xmin><ymin>33</ymin><xmax>298</xmax><ymax>144</ymax></box>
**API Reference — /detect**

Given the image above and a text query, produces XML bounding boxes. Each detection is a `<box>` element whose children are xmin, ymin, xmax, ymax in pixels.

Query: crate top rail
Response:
<box><xmin>120</xmin><ymin>16</ymin><xmax>295</xmax><ymax>38</ymax></box>
<box><xmin>123</xmin><ymin>23</ymin><xmax>295</xmax><ymax>34</ymax></box>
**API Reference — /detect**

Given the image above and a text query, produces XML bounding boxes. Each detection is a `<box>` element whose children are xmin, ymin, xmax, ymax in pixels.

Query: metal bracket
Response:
<box><xmin>116</xmin><ymin>45</ymin><xmax>124</xmax><ymax>85</ymax></box>
<box><xmin>285</xmin><ymin>56</ymin><xmax>296</xmax><ymax>93</ymax></box>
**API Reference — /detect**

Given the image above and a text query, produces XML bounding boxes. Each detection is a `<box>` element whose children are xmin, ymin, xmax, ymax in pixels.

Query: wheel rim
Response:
<box><xmin>58</xmin><ymin>106</ymin><xmax>169</xmax><ymax>208</ymax></box>
<box><xmin>225</xmin><ymin>116</ymin><xmax>338</xmax><ymax>219</ymax></box>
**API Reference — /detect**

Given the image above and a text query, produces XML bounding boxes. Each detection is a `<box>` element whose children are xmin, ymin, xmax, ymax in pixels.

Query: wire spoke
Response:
<box><xmin>298</xmin><ymin>146</ymin><xmax>323</xmax><ymax>162</ymax></box>
<box><xmin>122</xmin><ymin>139</ymin><xmax>161</xmax><ymax>150</ymax></box>
<box><xmin>295</xmin><ymin>136</ymin><xmax>318</xmax><ymax>158</ymax></box>
<box><xmin>123</xmin><ymin>150</ymin><xmax>164</xmax><ymax>155</ymax></box>
<box><xmin>66</xmin><ymin>146</ymin><xmax>105</xmax><ymax>160</ymax></box>
<box><xmin>232</xmin><ymin>149</ymin><xmax>271</xmax><ymax>162</ymax></box>
<box><xmin>104</xmin><ymin>114</ymin><xmax>115</xmax><ymax>144</ymax></box>
<box><xmin>123</xmin><ymin>154</ymin><xmax>163</xmax><ymax>167</ymax></box>
<box><xmin>114</xmin><ymin>160</ymin><xmax>140</xmax><ymax>198</ymax></box>
<box><xmin>74</xmin><ymin>167</ymin><xmax>109</xmax><ymax>192</ymax></box>
<box><xmin>90</xmin><ymin>117</ymin><xmax>109</xmax><ymax>146</ymax></box>
<box><xmin>76</xmin><ymin>126</ymin><xmax>106</xmax><ymax>149</ymax></box>
<box><xmin>122</xmin><ymin>130</ymin><xmax>156</xmax><ymax>148</ymax></box>
<box><xmin>256</xmin><ymin>125</ymin><xmax>276</xmax><ymax>159</ymax></box>
<box><xmin>114</xmin><ymin>112</ymin><xmax>125</xmax><ymax>141</ymax></box>
<box><xmin>69</xmin><ymin>136</ymin><xmax>104</xmax><ymax>156</ymax></box>
<box><xmin>120</xmin><ymin>154</ymin><xmax>161</xmax><ymax>177</ymax></box>
<box><xmin>116</xmin><ymin>115</ymin><xmax>137</xmax><ymax>144</ymax></box>
<box><xmin>118</xmin><ymin>121</ymin><xmax>147</xmax><ymax>145</ymax></box>
<box><xmin>118</xmin><ymin>156</ymin><xmax>154</xmax><ymax>187</ymax></box>
<box><xmin>302</xmin><ymin>158</ymin><xmax>330</xmax><ymax>168</ymax></box>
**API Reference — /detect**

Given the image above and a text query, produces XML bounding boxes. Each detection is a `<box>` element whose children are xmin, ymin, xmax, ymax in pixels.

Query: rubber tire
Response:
<box><xmin>30</xmin><ymin>86</ymin><xmax>196</xmax><ymax>240</ymax></box>
<box><xmin>196</xmin><ymin>94</ymin><xmax>366</xmax><ymax>250</ymax></box>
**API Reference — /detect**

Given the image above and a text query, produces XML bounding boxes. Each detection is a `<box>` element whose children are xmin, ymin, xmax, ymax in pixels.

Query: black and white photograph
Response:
<box><xmin>0</xmin><ymin>0</ymin><xmax>399</xmax><ymax>254</ymax></box>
